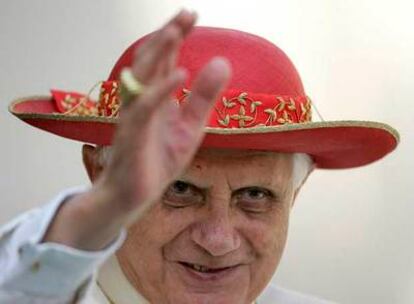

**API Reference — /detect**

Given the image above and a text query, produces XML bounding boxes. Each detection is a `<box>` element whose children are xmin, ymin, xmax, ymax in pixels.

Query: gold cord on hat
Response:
<box><xmin>306</xmin><ymin>96</ymin><xmax>325</xmax><ymax>122</ymax></box>
<box><xmin>62</xmin><ymin>81</ymin><xmax>103</xmax><ymax>116</ymax></box>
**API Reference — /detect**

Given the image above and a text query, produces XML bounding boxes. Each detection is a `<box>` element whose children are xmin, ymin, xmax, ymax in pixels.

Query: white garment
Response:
<box><xmin>0</xmin><ymin>188</ymin><xmax>336</xmax><ymax>304</ymax></box>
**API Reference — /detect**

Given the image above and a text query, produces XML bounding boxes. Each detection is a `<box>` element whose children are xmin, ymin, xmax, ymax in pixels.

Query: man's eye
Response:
<box><xmin>171</xmin><ymin>181</ymin><xmax>191</xmax><ymax>194</ymax></box>
<box><xmin>234</xmin><ymin>187</ymin><xmax>275</xmax><ymax>213</ymax></box>
<box><xmin>238</xmin><ymin>187</ymin><xmax>271</xmax><ymax>200</ymax></box>
<box><xmin>163</xmin><ymin>181</ymin><xmax>203</xmax><ymax>207</ymax></box>
<box><xmin>245</xmin><ymin>188</ymin><xmax>267</xmax><ymax>199</ymax></box>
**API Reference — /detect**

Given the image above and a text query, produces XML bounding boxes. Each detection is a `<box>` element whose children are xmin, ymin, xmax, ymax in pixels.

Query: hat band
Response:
<box><xmin>178</xmin><ymin>89</ymin><xmax>312</xmax><ymax>128</ymax></box>
<box><xmin>52</xmin><ymin>81</ymin><xmax>312</xmax><ymax>128</ymax></box>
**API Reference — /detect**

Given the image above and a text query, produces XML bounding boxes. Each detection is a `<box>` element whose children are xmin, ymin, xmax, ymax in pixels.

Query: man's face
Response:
<box><xmin>115</xmin><ymin>149</ymin><xmax>296</xmax><ymax>304</ymax></box>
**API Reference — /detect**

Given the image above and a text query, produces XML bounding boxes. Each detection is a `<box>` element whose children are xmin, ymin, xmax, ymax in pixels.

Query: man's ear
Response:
<box><xmin>291</xmin><ymin>165</ymin><xmax>315</xmax><ymax>208</ymax></box>
<box><xmin>82</xmin><ymin>144</ymin><xmax>104</xmax><ymax>182</ymax></box>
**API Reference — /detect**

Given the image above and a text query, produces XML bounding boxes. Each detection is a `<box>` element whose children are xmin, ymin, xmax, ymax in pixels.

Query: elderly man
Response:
<box><xmin>0</xmin><ymin>10</ymin><xmax>398</xmax><ymax>304</ymax></box>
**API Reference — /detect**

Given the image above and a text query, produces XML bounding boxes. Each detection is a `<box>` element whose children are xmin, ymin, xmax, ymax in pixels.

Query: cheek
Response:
<box><xmin>119</xmin><ymin>202</ymin><xmax>194</xmax><ymax>261</ymax></box>
<box><xmin>248</xmin><ymin>206</ymin><xmax>290</xmax><ymax>251</ymax></box>
<box><xmin>116</xmin><ymin>203</ymin><xmax>195</xmax><ymax>298</ymax></box>
<box><xmin>244</xmin><ymin>207</ymin><xmax>290</xmax><ymax>288</ymax></box>
<box><xmin>147</xmin><ymin>203</ymin><xmax>197</xmax><ymax>242</ymax></box>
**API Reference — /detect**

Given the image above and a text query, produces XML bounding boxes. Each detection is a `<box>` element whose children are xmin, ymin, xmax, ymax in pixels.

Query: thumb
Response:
<box><xmin>182</xmin><ymin>57</ymin><xmax>231</xmax><ymax>126</ymax></box>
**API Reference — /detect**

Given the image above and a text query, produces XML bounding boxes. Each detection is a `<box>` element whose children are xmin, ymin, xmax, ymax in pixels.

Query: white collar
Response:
<box><xmin>97</xmin><ymin>255</ymin><xmax>149</xmax><ymax>304</ymax></box>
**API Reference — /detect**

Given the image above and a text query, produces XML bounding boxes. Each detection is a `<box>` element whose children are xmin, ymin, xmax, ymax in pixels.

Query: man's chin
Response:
<box><xmin>163</xmin><ymin>262</ymin><xmax>251</xmax><ymax>304</ymax></box>
<box><xmin>166</xmin><ymin>290</ymin><xmax>249</xmax><ymax>304</ymax></box>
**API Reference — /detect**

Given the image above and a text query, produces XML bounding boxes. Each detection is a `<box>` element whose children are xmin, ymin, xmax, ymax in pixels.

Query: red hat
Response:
<box><xmin>9</xmin><ymin>26</ymin><xmax>399</xmax><ymax>169</ymax></box>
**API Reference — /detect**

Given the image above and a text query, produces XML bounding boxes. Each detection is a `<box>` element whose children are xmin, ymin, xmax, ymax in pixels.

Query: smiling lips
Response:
<box><xmin>180</xmin><ymin>261</ymin><xmax>234</xmax><ymax>273</ymax></box>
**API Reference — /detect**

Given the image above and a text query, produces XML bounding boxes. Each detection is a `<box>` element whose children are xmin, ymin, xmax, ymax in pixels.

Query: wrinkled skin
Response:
<box><xmin>84</xmin><ymin>148</ymin><xmax>299</xmax><ymax>304</ymax></box>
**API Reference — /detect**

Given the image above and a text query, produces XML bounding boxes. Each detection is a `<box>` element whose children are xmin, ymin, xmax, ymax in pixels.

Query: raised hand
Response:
<box><xmin>43</xmin><ymin>10</ymin><xmax>231</xmax><ymax>250</ymax></box>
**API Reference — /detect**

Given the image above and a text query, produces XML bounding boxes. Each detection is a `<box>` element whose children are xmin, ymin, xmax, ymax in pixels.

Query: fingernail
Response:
<box><xmin>175</xmin><ymin>68</ymin><xmax>188</xmax><ymax>81</ymax></box>
<box><xmin>190</xmin><ymin>10</ymin><xmax>198</xmax><ymax>20</ymax></box>
<box><xmin>186</xmin><ymin>9</ymin><xmax>197</xmax><ymax>17</ymax></box>
<box><xmin>209</xmin><ymin>57</ymin><xmax>232</xmax><ymax>83</ymax></box>
<box><xmin>178</xmin><ymin>8</ymin><xmax>196</xmax><ymax>18</ymax></box>
<box><xmin>210</xmin><ymin>57</ymin><xmax>231</xmax><ymax>70</ymax></box>
<box><xmin>178</xmin><ymin>8</ymin><xmax>189</xmax><ymax>16</ymax></box>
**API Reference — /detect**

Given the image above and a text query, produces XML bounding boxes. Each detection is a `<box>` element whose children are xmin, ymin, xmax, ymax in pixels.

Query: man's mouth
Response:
<box><xmin>179</xmin><ymin>262</ymin><xmax>232</xmax><ymax>273</ymax></box>
<box><xmin>175</xmin><ymin>260</ymin><xmax>244</xmax><ymax>284</ymax></box>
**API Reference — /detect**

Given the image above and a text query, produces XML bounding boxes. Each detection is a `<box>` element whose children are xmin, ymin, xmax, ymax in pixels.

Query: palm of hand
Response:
<box><xmin>98</xmin><ymin>11</ymin><xmax>231</xmax><ymax>227</ymax></box>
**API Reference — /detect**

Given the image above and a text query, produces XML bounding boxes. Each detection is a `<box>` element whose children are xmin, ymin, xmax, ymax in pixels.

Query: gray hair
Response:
<box><xmin>96</xmin><ymin>146</ymin><xmax>313</xmax><ymax>190</ymax></box>
<box><xmin>292</xmin><ymin>153</ymin><xmax>313</xmax><ymax>190</ymax></box>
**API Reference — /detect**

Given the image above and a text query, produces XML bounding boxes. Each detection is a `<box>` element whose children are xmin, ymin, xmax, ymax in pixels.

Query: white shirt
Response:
<box><xmin>0</xmin><ymin>188</ymin><xmax>336</xmax><ymax>304</ymax></box>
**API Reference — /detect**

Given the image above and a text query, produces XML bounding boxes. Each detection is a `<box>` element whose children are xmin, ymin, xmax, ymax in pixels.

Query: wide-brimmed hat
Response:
<box><xmin>9</xmin><ymin>26</ymin><xmax>399</xmax><ymax>169</ymax></box>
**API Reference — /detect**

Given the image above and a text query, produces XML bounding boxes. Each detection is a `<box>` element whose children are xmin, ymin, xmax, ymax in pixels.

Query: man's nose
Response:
<box><xmin>190</xmin><ymin>208</ymin><xmax>241</xmax><ymax>256</ymax></box>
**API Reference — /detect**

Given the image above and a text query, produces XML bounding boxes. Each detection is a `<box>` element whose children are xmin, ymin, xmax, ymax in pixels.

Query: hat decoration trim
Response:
<box><xmin>8</xmin><ymin>26</ymin><xmax>400</xmax><ymax>169</ymax></box>
<box><xmin>52</xmin><ymin>80</ymin><xmax>312</xmax><ymax>129</ymax></box>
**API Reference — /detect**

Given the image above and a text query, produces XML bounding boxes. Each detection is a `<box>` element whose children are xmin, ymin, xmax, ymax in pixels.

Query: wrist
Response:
<box><xmin>43</xmin><ymin>189</ymin><xmax>125</xmax><ymax>251</ymax></box>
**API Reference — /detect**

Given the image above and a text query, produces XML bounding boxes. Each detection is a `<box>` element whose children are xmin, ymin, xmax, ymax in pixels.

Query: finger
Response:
<box><xmin>153</xmin><ymin>25</ymin><xmax>181</xmax><ymax>79</ymax></box>
<box><xmin>163</xmin><ymin>9</ymin><xmax>197</xmax><ymax>36</ymax></box>
<box><xmin>159</xmin><ymin>29</ymin><xmax>180</xmax><ymax>78</ymax></box>
<box><xmin>132</xmin><ymin>10</ymin><xmax>196</xmax><ymax>83</ymax></box>
<box><xmin>132</xmin><ymin>25</ymin><xmax>180</xmax><ymax>83</ymax></box>
<box><xmin>157</xmin><ymin>10</ymin><xmax>197</xmax><ymax>78</ymax></box>
<box><xmin>142</xmin><ymin>9</ymin><xmax>195</xmax><ymax>52</ymax></box>
<box><xmin>182</xmin><ymin>57</ymin><xmax>231</xmax><ymax>127</ymax></box>
<box><xmin>128</xmin><ymin>68</ymin><xmax>187</xmax><ymax>122</ymax></box>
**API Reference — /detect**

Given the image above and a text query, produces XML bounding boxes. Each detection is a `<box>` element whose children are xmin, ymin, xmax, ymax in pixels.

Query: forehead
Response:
<box><xmin>193</xmin><ymin>148</ymin><xmax>292</xmax><ymax>162</ymax></box>
<box><xmin>186</xmin><ymin>148</ymin><xmax>294</xmax><ymax>183</ymax></box>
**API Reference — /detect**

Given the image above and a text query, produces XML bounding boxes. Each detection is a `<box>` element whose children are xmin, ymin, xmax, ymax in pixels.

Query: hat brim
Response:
<box><xmin>10</xmin><ymin>96</ymin><xmax>399</xmax><ymax>169</ymax></box>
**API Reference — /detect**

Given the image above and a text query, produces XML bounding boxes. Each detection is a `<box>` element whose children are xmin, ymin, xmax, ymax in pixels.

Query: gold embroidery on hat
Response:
<box><xmin>214</xmin><ymin>92</ymin><xmax>260</xmax><ymax>128</ymax></box>
<box><xmin>57</xmin><ymin>83</ymin><xmax>313</xmax><ymax>129</ymax></box>
<box><xmin>178</xmin><ymin>89</ymin><xmax>312</xmax><ymax>128</ymax></box>
<box><xmin>62</xmin><ymin>81</ymin><xmax>103</xmax><ymax>116</ymax></box>
<box><xmin>100</xmin><ymin>81</ymin><xmax>120</xmax><ymax>117</ymax></box>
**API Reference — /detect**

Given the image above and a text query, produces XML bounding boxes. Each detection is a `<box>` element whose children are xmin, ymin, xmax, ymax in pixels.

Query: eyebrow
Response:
<box><xmin>177</xmin><ymin>175</ymin><xmax>287</xmax><ymax>196</ymax></box>
<box><xmin>198</xmin><ymin>149</ymin><xmax>278</xmax><ymax>158</ymax></box>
